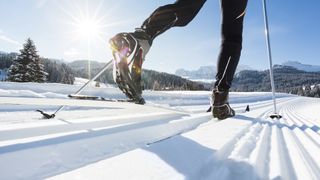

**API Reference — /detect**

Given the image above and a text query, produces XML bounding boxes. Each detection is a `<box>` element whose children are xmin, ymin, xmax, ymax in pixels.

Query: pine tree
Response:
<box><xmin>8</xmin><ymin>38</ymin><xmax>47</xmax><ymax>82</ymax></box>
<box><xmin>29</xmin><ymin>58</ymin><xmax>47</xmax><ymax>82</ymax></box>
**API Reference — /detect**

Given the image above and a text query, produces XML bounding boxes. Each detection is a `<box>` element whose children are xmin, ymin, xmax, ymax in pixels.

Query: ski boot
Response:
<box><xmin>211</xmin><ymin>88</ymin><xmax>235</xmax><ymax>120</ymax></box>
<box><xmin>109</xmin><ymin>29</ymin><xmax>151</xmax><ymax>104</ymax></box>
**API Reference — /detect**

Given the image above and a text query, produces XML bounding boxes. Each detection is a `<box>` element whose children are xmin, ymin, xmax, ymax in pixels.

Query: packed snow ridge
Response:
<box><xmin>0</xmin><ymin>82</ymin><xmax>319</xmax><ymax>180</ymax></box>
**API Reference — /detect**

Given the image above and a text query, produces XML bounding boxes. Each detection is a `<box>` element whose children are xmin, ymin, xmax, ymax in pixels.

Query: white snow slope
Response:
<box><xmin>0</xmin><ymin>82</ymin><xmax>319</xmax><ymax>180</ymax></box>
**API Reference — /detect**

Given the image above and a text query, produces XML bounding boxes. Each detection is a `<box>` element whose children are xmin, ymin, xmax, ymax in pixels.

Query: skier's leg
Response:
<box><xmin>109</xmin><ymin>0</ymin><xmax>206</xmax><ymax>103</ymax></box>
<box><xmin>141</xmin><ymin>0</ymin><xmax>207</xmax><ymax>41</ymax></box>
<box><xmin>212</xmin><ymin>0</ymin><xmax>248</xmax><ymax>119</ymax></box>
<box><xmin>214</xmin><ymin>0</ymin><xmax>248</xmax><ymax>91</ymax></box>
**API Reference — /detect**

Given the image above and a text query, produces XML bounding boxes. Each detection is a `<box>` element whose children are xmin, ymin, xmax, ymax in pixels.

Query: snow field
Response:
<box><xmin>51</xmin><ymin>98</ymin><xmax>317</xmax><ymax>180</ymax></box>
<box><xmin>0</xmin><ymin>82</ymin><xmax>319</xmax><ymax>179</ymax></box>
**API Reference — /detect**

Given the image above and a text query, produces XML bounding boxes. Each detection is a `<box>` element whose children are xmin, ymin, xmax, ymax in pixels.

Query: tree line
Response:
<box><xmin>0</xmin><ymin>38</ymin><xmax>75</xmax><ymax>84</ymax></box>
<box><xmin>68</xmin><ymin>60</ymin><xmax>207</xmax><ymax>91</ymax></box>
<box><xmin>231</xmin><ymin>66</ymin><xmax>320</xmax><ymax>98</ymax></box>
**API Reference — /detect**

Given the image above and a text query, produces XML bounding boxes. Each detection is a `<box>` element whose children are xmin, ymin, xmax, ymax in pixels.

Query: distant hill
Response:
<box><xmin>69</xmin><ymin>60</ymin><xmax>209</xmax><ymax>91</ymax></box>
<box><xmin>68</xmin><ymin>60</ymin><xmax>106</xmax><ymax>71</ymax></box>
<box><xmin>68</xmin><ymin>60</ymin><xmax>114</xmax><ymax>84</ymax></box>
<box><xmin>282</xmin><ymin>61</ymin><xmax>320</xmax><ymax>72</ymax></box>
<box><xmin>231</xmin><ymin>65</ymin><xmax>320</xmax><ymax>97</ymax></box>
<box><xmin>42</xmin><ymin>58</ymin><xmax>75</xmax><ymax>84</ymax></box>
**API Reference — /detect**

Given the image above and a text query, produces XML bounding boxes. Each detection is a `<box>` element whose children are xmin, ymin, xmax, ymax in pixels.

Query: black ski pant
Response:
<box><xmin>141</xmin><ymin>0</ymin><xmax>248</xmax><ymax>91</ymax></box>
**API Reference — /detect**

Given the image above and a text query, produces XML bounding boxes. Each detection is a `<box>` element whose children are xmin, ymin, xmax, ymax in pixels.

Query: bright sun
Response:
<box><xmin>61</xmin><ymin>1</ymin><xmax>110</xmax><ymax>43</ymax></box>
<box><xmin>75</xmin><ymin>17</ymin><xmax>102</xmax><ymax>40</ymax></box>
<box><xmin>59</xmin><ymin>1</ymin><xmax>130</xmax><ymax>44</ymax></box>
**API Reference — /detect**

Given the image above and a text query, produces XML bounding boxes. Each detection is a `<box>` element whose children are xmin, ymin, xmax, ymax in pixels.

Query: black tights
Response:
<box><xmin>141</xmin><ymin>0</ymin><xmax>248</xmax><ymax>91</ymax></box>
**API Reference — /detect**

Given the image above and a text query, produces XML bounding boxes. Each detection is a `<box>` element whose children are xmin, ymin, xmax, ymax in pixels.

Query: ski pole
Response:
<box><xmin>37</xmin><ymin>59</ymin><xmax>113</xmax><ymax>119</ymax></box>
<box><xmin>262</xmin><ymin>0</ymin><xmax>281</xmax><ymax>119</ymax></box>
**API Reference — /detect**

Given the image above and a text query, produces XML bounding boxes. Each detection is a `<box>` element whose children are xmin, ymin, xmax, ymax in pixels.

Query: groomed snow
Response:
<box><xmin>0</xmin><ymin>82</ymin><xmax>319</xmax><ymax>180</ymax></box>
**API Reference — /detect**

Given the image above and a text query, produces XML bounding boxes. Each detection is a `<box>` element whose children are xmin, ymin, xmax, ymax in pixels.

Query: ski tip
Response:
<box><xmin>36</xmin><ymin>109</ymin><xmax>55</xmax><ymax>119</ymax></box>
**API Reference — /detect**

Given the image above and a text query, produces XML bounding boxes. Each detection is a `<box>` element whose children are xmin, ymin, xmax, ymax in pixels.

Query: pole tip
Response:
<box><xmin>270</xmin><ymin>114</ymin><xmax>282</xmax><ymax>119</ymax></box>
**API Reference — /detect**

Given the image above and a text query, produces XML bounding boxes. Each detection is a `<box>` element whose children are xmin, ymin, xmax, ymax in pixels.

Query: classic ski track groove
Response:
<box><xmin>267</xmin><ymin>99</ymin><xmax>320</xmax><ymax>179</ymax></box>
<box><xmin>249</xmin><ymin>123</ymin><xmax>272</xmax><ymax>178</ymax></box>
<box><xmin>283</xmin><ymin>119</ymin><xmax>320</xmax><ymax>179</ymax></box>
<box><xmin>1</xmin><ymin>95</ymin><xmax>320</xmax><ymax>179</ymax></box>
<box><xmin>284</xmin><ymin>106</ymin><xmax>320</xmax><ymax>148</ymax></box>
<box><xmin>196</xmin><ymin>97</ymin><xmax>320</xmax><ymax>180</ymax></box>
<box><xmin>196</xmin><ymin>103</ymin><xmax>278</xmax><ymax>179</ymax></box>
<box><xmin>289</xmin><ymin>104</ymin><xmax>320</xmax><ymax>133</ymax></box>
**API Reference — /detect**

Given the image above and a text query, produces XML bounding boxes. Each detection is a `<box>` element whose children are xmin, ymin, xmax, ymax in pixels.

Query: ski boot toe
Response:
<box><xmin>211</xmin><ymin>88</ymin><xmax>235</xmax><ymax>120</ymax></box>
<box><xmin>212</xmin><ymin>104</ymin><xmax>235</xmax><ymax>120</ymax></box>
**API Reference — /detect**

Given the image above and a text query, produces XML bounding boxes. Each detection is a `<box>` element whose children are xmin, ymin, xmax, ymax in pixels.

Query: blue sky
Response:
<box><xmin>0</xmin><ymin>0</ymin><xmax>319</xmax><ymax>73</ymax></box>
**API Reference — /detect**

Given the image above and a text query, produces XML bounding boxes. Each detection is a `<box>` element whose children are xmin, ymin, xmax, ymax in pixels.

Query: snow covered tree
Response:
<box><xmin>29</xmin><ymin>57</ymin><xmax>47</xmax><ymax>83</ymax></box>
<box><xmin>314</xmin><ymin>85</ymin><xmax>320</xmax><ymax>98</ymax></box>
<box><xmin>8</xmin><ymin>38</ymin><xmax>47</xmax><ymax>82</ymax></box>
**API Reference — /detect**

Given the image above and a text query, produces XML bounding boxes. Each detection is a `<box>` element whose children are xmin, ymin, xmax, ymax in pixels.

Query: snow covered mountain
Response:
<box><xmin>175</xmin><ymin>65</ymin><xmax>253</xmax><ymax>82</ymax></box>
<box><xmin>282</xmin><ymin>61</ymin><xmax>320</xmax><ymax>72</ymax></box>
<box><xmin>175</xmin><ymin>66</ymin><xmax>216</xmax><ymax>82</ymax></box>
<box><xmin>0</xmin><ymin>82</ymin><xmax>319</xmax><ymax>180</ymax></box>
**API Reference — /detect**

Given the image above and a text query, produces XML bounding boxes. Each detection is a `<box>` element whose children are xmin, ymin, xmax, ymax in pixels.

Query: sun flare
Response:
<box><xmin>74</xmin><ymin>17</ymin><xmax>102</xmax><ymax>40</ymax></box>
<box><xmin>58</xmin><ymin>0</ymin><xmax>113</xmax><ymax>43</ymax></box>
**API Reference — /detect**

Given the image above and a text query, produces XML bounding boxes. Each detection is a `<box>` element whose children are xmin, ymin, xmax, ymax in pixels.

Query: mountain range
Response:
<box><xmin>175</xmin><ymin>64</ymin><xmax>253</xmax><ymax>81</ymax></box>
<box><xmin>282</xmin><ymin>61</ymin><xmax>320</xmax><ymax>72</ymax></box>
<box><xmin>175</xmin><ymin>61</ymin><xmax>320</xmax><ymax>82</ymax></box>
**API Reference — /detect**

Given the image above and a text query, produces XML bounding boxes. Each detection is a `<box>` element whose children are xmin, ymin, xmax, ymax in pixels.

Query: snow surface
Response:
<box><xmin>0</xmin><ymin>82</ymin><xmax>319</xmax><ymax>180</ymax></box>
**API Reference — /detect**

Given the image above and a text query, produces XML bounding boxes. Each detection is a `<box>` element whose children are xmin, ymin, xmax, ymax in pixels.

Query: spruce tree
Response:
<box><xmin>8</xmin><ymin>38</ymin><xmax>47</xmax><ymax>82</ymax></box>
<box><xmin>29</xmin><ymin>57</ymin><xmax>47</xmax><ymax>82</ymax></box>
